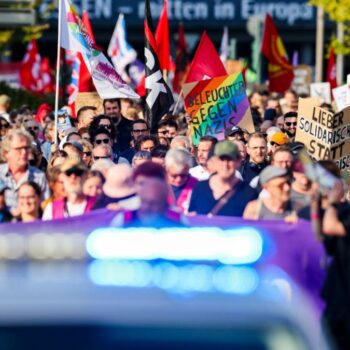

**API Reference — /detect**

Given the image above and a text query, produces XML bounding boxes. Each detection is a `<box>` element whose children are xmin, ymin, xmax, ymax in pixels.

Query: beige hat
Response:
<box><xmin>61</xmin><ymin>157</ymin><xmax>87</xmax><ymax>173</ymax></box>
<box><xmin>103</xmin><ymin>164</ymin><xmax>136</xmax><ymax>198</ymax></box>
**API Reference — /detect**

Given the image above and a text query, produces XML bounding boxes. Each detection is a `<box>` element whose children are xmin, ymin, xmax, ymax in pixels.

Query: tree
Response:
<box><xmin>309</xmin><ymin>0</ymin><xmax>350</xmax><ymax>54</ymax></box>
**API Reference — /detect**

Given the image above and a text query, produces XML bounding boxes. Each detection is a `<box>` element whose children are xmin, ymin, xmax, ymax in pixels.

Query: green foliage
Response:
<box><xmin>0</xmin><ymin>82</ymin><xmax>54</xmax><ymax>110</ymax></box>
<box><xmin>309</xmin><ymin>0</ymin><xmax>350</xmax><ymax>55</ymax></box>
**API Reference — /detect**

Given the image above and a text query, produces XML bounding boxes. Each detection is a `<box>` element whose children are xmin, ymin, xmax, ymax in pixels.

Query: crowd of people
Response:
<box><xmin>0</xmin><ymin>90</ymin><xmax>343</xmax><ymax>227</ymax></box>
<box><xmin>1</xmin><ymin>90</ymin><xmax>350</xmax><ymax>346</ymax></box>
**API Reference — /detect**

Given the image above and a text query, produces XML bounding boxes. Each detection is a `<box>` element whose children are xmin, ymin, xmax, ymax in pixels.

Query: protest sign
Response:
<box><xmin>332</xmin><ymin>84</ymin><xmax>350</xmax><ymax>111</ymax></box>
<box><xmin>296</xmin><ymin>98</ymin><xmax>350</xmax><ymax>169</ymax></box>
<box><xmin>291</xmin><ymin>64</ymin><xmax>312</xmax><ymax>95</ymax></box>
<box><xmin>75</xmin><ymin>92</ymin><xmax>104</xmax><ymax>115</ymax></box>
<box><xmin>310</xmin><ymin>82</ymin><xmax>331</xmax><ymax>104</ymax></box>
<box><xmin>183</xmin><ymin>73</ymin><xmax>254</xmax><ymax>145</ymax></box>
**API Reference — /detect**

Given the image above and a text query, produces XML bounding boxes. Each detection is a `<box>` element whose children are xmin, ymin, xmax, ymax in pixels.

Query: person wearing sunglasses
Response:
<box><xmin>119</xmin><ymin>119</ymin><xmax>150</xmax><ymax>163</ymax></box>
<box><xmin>24</xmin><ymin>119</ymin><xmax>41</xmax><ymax>143</ymax></box>
<box><xmin>92</xmin><ymin>144</ymin><xmax>129</xmax><ymax>165</ymax></box>
<box><xmin>283</xmin><ymin>111</ymin><xmax>298</xmax><ymax>142</ymax></box>
<box><xmin>42</xmin><ymin>158</ymin><xmax>95</xmax><ymax>220</ymax></box>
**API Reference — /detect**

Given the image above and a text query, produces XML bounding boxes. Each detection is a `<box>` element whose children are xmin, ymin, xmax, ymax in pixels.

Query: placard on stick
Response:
<box><xmin>296</xmin><ymin>98</ymin><xmax>350</xmax><ymax>169</ymax></box>
<box><xmin>75</xmin><ymin>92</ymin><xmax>104</xmax><ymax>115</ymax></box>
<box><xmin>183</xmin><ymin>73</ymin><xmax>254</xmax><ymax>145</ymax></box>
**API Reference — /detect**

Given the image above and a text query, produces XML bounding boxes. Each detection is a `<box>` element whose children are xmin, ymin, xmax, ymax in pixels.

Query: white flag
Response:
<box><xmin>59</xmin><ymin>0</ymin><xmax>139</xmax><ymax>99</ymax></box>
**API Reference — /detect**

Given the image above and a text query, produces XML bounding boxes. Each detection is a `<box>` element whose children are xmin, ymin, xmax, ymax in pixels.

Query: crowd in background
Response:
<box><xmin>1</xmin><ymin>89</ymin><xmax>350</xmax><ymax>347</ymax></box>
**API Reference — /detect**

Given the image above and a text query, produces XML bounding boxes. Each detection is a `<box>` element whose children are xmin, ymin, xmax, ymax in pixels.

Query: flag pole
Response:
<box><xmin>173</xmin><ymin>88</ymin><xmax>183</xmax><ymax>115</ymax></box>
<box><xmin>54</xmin><ymin>0</ymin><xmax>62</xmax><ymax>144</ymax></box>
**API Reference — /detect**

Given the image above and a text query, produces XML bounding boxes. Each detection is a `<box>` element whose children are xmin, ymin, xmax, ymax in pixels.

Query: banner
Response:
<box><xmin>183</xmin><ymin>73</ymin><xmax>254</xmax><ymax>145</ymax></box>
<box><xmin>296</xmin><ymin>98</ymin><xmax>350</xmax><ymax>169</ymax></box>
<box><xmin>75</xmin><ymin>92</ymin><xmax>104</xmax><ymax>115</ymax></box>
<box><xmin>0</xmin><ymin>210</ymin><xmax>325</xmax><ymax>312</ymax></box>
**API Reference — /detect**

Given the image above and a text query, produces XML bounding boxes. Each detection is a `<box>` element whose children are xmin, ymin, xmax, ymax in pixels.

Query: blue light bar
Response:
<box><xmin>88</xmin><ymin>260</ymin><xmax>259</xmax><ymax>295</ymax></box>
<box><xmin>86</xmin><ymin>227</ymin><xmax>263</xmax><ymax>265</ymax></box>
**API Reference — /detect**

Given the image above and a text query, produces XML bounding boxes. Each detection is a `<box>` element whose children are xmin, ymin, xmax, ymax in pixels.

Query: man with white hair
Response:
<box><xmin>165</xmin><ymin>148</ymin><xmax>198</xmax><ymax>213</ymax></box>
<box><xmin>170</xmin><ymin>135</ymin><xmax>192</xmax><ymax>152</ymax></box>
<box><xmin>0</xmin><ymin>129</ymin><xmax>49</xmax><ymax>210</ymax></box>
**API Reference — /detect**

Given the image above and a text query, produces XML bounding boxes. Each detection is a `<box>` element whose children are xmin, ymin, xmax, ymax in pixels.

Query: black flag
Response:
<box><xmin>144</xmin><ymin>0</ymin><xmax>174</xmax><ymax>132</ymax></box>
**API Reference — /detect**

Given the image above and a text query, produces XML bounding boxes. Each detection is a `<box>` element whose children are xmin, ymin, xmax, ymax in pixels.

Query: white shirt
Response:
<box><xmin>189</xmin><ymin>165</ymin><xmax>243</xmax><ymax>181</ymax></box>
<box><xmin>42</xmin><ymin>200</ymin><xmax>87</xmax><ymax>220</ymax></box>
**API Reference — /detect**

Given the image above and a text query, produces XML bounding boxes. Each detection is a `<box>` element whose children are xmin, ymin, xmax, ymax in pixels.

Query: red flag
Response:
<box><xmin>19</xmin><ymin>40</ymin><xmax>41</xmax><ymax>92</ymax></box>
<box><xmin>155</xmin><ymin>0</ymin><xmax>170</xmax><ymax>71</ymax></box>
<box><xmin>173</xmin><ymin>23</ymin><xmax>189</xmax><ymax>93</ymax></box>
<box><xmin>326</xmin><ymin>47</ymin><xmax>337</xmax><ymax>90</ymax></box>
<box><xmin>185</xmin><ymin>31</ymin><xmax>227</xmax><ymax>83</ymax></box>
<box><xmin>40</xmin><ymin>57</ymin><xmax>54</xmax><ymax>93</ymax></box>
<box><xmin>261</xmin><ymin>14</ymin><xmax>294</xmax><ymax>93</ymax></box>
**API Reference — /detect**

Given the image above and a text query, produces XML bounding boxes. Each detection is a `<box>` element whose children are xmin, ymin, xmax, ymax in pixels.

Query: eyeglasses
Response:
<box><xmin>83</xmin><ymin>151</ymin><xmax>92</xmax><ymax>157</ymax></box>
<box><xmin>93</xmin><ymin>156</ymin><xmax>110</xmax><ymax>161</ymax></box>
<box><xmin>285</xmin><ymin>122</ymin><xmax>297</xmax><ymax>127</ymax></box>
<box><xmin>95</xmin><ymin>138</ymin><xmax>110</xmax><ymax>145</ymax></box>
<box><xmin>270</xmin><ymin>141</ymin><xmax>281</xmax><ymax>146</ymax></box>
<box><xmin>65</xmin><ymin>168</ymin><xmax>85</xmax><ymax>177</ymax></box>
<box><xmin>28</xmin><ymin>126</ymin><xmax>39</xmax><ymax>131</ymax></box>
<box><xmin>133</xmin><ymin>129</ymin><xmax>148</xmax><ymax>133</ymax></box>
<box><xmin>12</xmin><ymin>146</ymin><xmax>31</xmax><ymax>152</ymax></box>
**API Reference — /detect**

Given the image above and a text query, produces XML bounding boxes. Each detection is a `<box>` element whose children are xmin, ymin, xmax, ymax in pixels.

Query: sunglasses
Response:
<box><xmin>270</xmin><ymin>141</ymin><xmax>281</xmax><ymax>146</ymax></box>
<box><xmin>0</xmin><ymin>123</ymin><xmax>9</xmax><ymax>128</ymax></box>
<box><xmin>133</xmin><ymin>129</ymin><xmax>148</xmax><ymax>133</ymax></box>
<box><xmin>83</xmin><ymin>151</ymin><xmax>92</xmax><ymax>157</ymax></box>
<box><xmin>158</xmin><ymin>130</ymin><xmax>169</xmax><ymax>135</ymax></box>
<box><xmin>285</xmin><ymin>122</ymin><xmax>297</xmax><ymax>127</ymax></box>
<box><xmin>65</xmin><ymin>167</ymin><xmax>85</xmax><ymax>177</ymax></box>
<box><xmin>28</xmin><ymin>126</ymin><xmax>39</xmax><ymax>131</ymax></box>
<box><xmin>95</xmin><ymin>138</ymin><xmax>110</xmax><ymax>145</ymax></box>
<box><xmin>93</xmin><ymin>156</ymin><xmax>110</xmax><ymax>161</ymax></box>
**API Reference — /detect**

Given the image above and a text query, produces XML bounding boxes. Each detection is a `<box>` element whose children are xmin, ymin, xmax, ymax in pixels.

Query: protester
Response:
<box><xmin>132</xmin><ymin>151</ymin><xmax>152</xmax><ymax>167</ymax></box>
<box><xmin>243</xmin><ymin>166</ymin><xmax>296</xmax><ymax>220</ymax></box>
<box><xmin>42</xmin><ymin>158</ymin><xmax>95</xmax><ymax>220</ymax></box>
<box><xmin>271</xmin><ymin>146</ymin><xmax>294</xmax><ymax>169</ymax></box>
<box><xmin>0</xmin><ymin>179</ymin><xmax>12</xmax><ymax>223</ymax></box>
<box><xmin>189</xmin><ymin>136</ymin><xmax>217</xmax><ymax>181</ymax></box>
<box><xmin>0</xmin><ymin>129</ymin><xmax>49</xmax><ymax>210</ymax></box>
<box><xmin>94</xmin><ymin>163</ymin><xmax>139</xmax><ymax>210</ymax></box>
<box><xmin>0</xmin><ymin>95</ymin><xmax>11</xmax><ymax>122</ymax></box>
<box><xmin>111</xmin><ymin>177</ymin><xmax>184</xmax><ymax>228</ymax></box>
<box><xmin>0</xmin><ymin>116</ymin><xmax>10</xmax><ymax>141</ymax></box>
<box><xmin>15</xmin><ymin>181</ymin><xmax>42</xmax><ymax>222</ymax></box>
<box><xmin>224</xmin><ymin>126</ymin><xmax>244</xmax><ymax>142</ymax></box>
<box><xmin>165</xmin><ymin>148</ymin><xmax>198</xmax><ymax>213</ymax></box>
<box><xmin>81</xmin><ymin>140</ymin><xmax>93</xmax><ymax>167</ymax></box>
<box><xmin>283</xmin><ymin>111</ymin><xmax>298</xmax><ymax>142</ymax></box>
<box><xmin>240</xmin><ymin>133</ymin><xmax>268</xmax><ymax>185</ymax></box>
<box><xmin>76</xmin><ymin>106</ymin><xmax>97</xmax><ymax>129</ymax></box>
<box><xmin>83</xmin><ymin>170</ymin><xmax>105</xmax><ymax>199</ymax></box>
<box><xmin>135</xmin><ymin>135</ymin><xmax>159</xmax><ymax>153</ymax></box>
<box><xmin>189</xmin><ymin>141</ymin><xmax>257</xmax><ymax>216</ymax></box>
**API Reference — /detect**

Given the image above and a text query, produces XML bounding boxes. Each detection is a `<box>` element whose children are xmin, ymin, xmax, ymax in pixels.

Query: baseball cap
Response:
<box><xmin>0</xmin><ymin>179</ymin><xmax>8</xmax><ymax>194</ymax></box>
<box><xmin>225</xmin><ymin>126</ymin><xmax>243</xmax><ymax>138</ymax></box>
<box><xmin>214</xmin><ymin>141</ymin><xmax>240</xmax><ymax>160</ymax></box>
<box><xmin>271</xmin><ymin>132</ymin><xmax>289</xmax><ymax>145</ymax></box>
<box><xmin>260</xmin><ymin>165</ymin><xmax>290</xmax><ymax>185</ymax></box>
